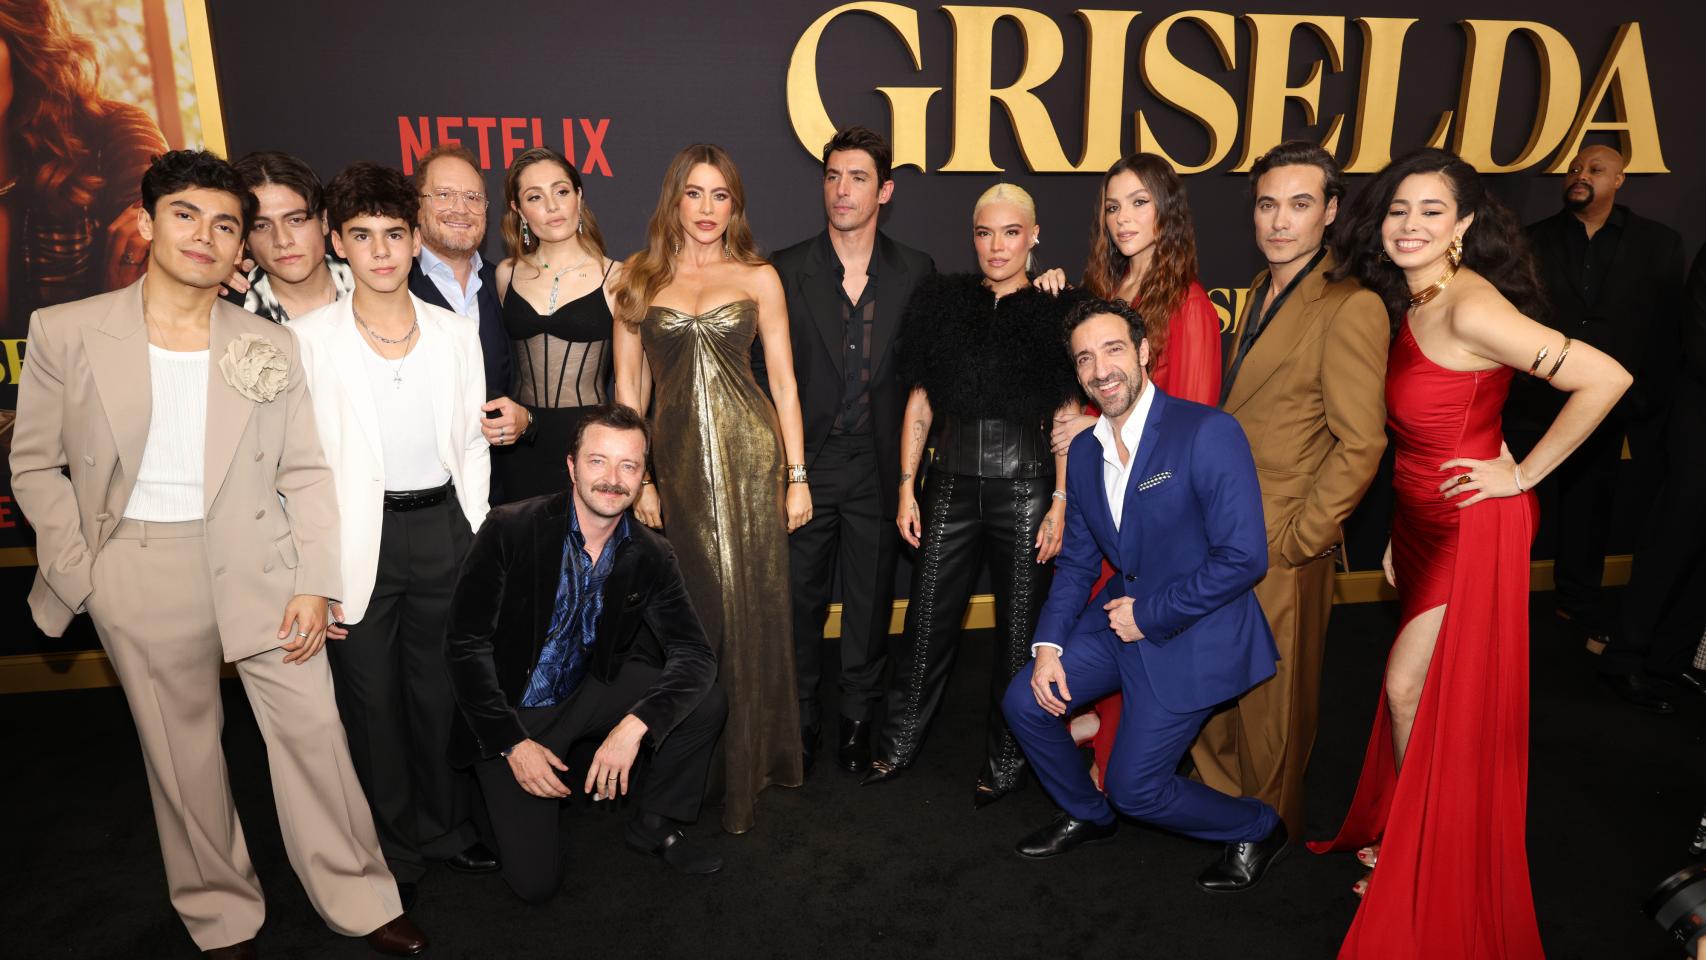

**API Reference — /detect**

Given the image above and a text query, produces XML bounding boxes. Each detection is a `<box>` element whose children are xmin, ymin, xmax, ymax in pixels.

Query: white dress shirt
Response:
<box><xmin>1032</xmin><ymin>382</ymin><xmax>1154</xmax><ymax>657</ymax></box>
<box><xmin>1092</xmin><ymin>381</ymin><xmax>1155</xmax><ymax>532</ymax></box>
<box><xmin>419</xmin><ymin>245</ymin><xmax>483</xmax><ymax>321</ymax></box>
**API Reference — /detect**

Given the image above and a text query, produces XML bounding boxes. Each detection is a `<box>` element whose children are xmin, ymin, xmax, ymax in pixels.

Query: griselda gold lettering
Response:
<box><xmin>786</xmin><ymin>4</ymin><xmax>1667</xmax><ymax>175</ymax></box>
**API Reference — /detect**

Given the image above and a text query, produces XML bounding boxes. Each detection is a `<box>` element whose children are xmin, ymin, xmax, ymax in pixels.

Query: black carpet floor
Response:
<box><xmin>4</xmin><ymin>591</ymin><xmax>1702</xmax><ymax>959</ymax></box>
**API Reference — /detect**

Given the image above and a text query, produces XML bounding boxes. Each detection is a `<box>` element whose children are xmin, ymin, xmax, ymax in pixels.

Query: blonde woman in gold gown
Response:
<box><xmin>613</xmin><ymin>144</ymin><xmax>812</xmax><ymax>835</ymax></box>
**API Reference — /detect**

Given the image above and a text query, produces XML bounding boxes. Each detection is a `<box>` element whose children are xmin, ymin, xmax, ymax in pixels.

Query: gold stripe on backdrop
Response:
<box><xmin>0</xmin><ymin>556</ymin><xmax>1633</xmax><ymax>694</ymax></box>
<box><xmin>184</xmin><ymin>0</ymin><xmax>227</xmax><ymax>155</ymax></box>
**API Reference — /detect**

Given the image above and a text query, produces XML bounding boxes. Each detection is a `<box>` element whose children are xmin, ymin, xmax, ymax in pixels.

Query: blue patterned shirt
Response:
<box><xmin>519</xmin><ymin>506</ymin><xmax>631</xmax><ymax>708</ymax></box>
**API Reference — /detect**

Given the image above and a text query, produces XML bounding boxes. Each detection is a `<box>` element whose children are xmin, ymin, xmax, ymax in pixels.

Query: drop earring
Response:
<box><xmin>723</xmin><ymin>236</ymin><xmax>732</xmax><ymax>261</ymax></box>
<box><xmin>520</xmin><ymin>220</ymin><xmax>532</xmax><ymax>247</ymax></box>
<box><xmin>1448</xmin><ymin>236</ymin><xmax>1464</xmax><ymax>267</ymax></box>
<box><xmin>672</xmin><ymin>236</ymin><xmax>681</xmax><ymax>256</ymax></box>
<box><xmin>577</xmin><ymin>212</ymin><xmax>584</xmax><ymax>235</ymax></box>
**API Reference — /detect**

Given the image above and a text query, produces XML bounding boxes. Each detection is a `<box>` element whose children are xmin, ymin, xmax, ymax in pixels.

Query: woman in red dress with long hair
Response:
<box><xmin>1045</xmin><ymin>153</ymin><xmax>1223</xmax><ymax>779</ymax></box>
<box><xmin>1310</xmin><ymin>148</ymin><xmax>1629</xmax><ymax>958</ymax></box>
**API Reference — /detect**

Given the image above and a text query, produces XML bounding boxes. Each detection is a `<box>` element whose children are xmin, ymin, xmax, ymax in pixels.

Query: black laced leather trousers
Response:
<box><xmin>872</xmin><ymin>471</ymin><xmax>1054</xmax><ymax>794</ymax></box>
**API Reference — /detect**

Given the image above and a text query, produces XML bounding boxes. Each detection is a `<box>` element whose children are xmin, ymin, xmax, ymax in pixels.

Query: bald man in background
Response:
<box><xmin>1509</xmin><ymin>144</ymin><xmax>1685</xmax><ymax>711</ymax></box>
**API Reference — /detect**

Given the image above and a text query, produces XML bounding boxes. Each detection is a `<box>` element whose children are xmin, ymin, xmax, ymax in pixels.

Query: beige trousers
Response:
<box><xmin>1190</xmin><ymin>552</ymin><xmax>1335</xmax><ymax>839</ymax></box>
<box><xmin>89</xmin><ymin>519</ymin><xmax>401</xmax><ymax>950</ymax></box>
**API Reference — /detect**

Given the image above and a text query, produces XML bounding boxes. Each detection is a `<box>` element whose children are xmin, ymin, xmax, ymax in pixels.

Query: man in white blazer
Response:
<box><xmin>290</xmin><ymin>162</ymin><xmax>495</xmax><ymax>902</ymax></box>
<box><xmin>11</xmin><ymin>151</ymin><xmax>425</xmax><ymax>957</ymax></box>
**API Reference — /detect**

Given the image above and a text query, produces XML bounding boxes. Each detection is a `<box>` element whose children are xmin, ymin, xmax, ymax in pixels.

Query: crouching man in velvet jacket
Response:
<box><xmin>445</xmin><ymin>403</ymin><xmax>727</xmax><ymax>902</ymax></box>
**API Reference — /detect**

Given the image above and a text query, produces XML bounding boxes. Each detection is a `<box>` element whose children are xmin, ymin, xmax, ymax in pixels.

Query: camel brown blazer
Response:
<box><xmin>1223</xmin><ymin>254</ymin><xmax>1389</xmax><ymax>566</ymax></box>
<box><xmin>11</xmin><ymin>279</ymin><xmax>342</xmax><ymax>659</ymax></box>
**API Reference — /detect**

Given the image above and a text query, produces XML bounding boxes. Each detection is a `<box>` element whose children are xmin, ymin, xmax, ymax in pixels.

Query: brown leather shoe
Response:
<box><xmin>364</xmin><ymin>916</ymin><xmax>428</xmax><ymax>956</ymax></box>
<box><xmin>203</xmin><ymin>941</ymin><xmax>257</xmax><ymax>959</ymax></box>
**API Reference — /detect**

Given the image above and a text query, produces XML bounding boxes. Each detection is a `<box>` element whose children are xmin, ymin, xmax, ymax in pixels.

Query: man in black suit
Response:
<box><xmin>1511</xmin><ymin>144</ymin><xmax>1685</xmax><ymax>703</ymax></box>
<box><xmin>445</xmin><ymin>403</ymin><xmax>727</xmax><ymax>903</ymax></box>
<box><xmin>407</xmin><ymin>144</ymin><xmax>530</xmax><ymax>462</ymax></box>
<box><xmin>760</xmin><ymin>127</ymin><xmax>934</xmax><ymax>773</ymax></box>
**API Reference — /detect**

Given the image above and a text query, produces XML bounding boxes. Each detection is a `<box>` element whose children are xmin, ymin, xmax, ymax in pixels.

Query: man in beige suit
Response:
<box><xmin>1190</xmin><ymin>142</ymin><xmax>1390</xmax><ymax>840</ymax></box>
<box><xmin>10</xmin><ymin>151</ymin><xmax>425</xmax><ymax>959</ymax></box>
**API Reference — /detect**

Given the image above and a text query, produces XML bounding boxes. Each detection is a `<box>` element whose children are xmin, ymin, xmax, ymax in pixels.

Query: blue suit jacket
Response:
<box><xmin>1034</xmin><ymin>387</ymin><xmax>1278</xmax><ymax>714</ymax></box>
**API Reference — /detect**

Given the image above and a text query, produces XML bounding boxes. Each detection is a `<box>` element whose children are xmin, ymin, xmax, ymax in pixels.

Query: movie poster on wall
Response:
<box><xmin>0</xmin><ymin>0</ymin><xmax>223</xmax><ymax>560</ymax></box>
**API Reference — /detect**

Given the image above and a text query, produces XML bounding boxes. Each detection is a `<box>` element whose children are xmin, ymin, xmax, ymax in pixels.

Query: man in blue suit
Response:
<box><xmin>1002</xmin><ymin>298</ymin><xmax>1288</xmax><ymax>892</ymax></box>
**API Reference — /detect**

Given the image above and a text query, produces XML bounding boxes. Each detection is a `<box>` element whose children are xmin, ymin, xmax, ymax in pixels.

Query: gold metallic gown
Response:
<box><xmin>642</xmin><ymin>299</ymin><xmax>802</xmax><ymax>833</ymax></box>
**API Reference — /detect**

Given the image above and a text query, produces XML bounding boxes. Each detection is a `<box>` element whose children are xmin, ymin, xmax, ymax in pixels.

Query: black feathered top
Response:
<box><xmin>896</xmin><ymin>273</ymin><xmax>1085</xmax><ymax>425</ymax></box>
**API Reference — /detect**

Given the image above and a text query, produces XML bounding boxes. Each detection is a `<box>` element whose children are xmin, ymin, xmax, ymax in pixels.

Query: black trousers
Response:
<box><xmin>1607</xmin><ymin>412</ymin><xmax>1706</xmax><ymax>677</ymax></box>
<box><xmin>328</xmin><ymin>498</ymin><xmax>476</xmax><ymax>883</ymax></box>
<box><xmin>873</xmin><ymin>472</ymin><xmax>1052</xmax><ymax>792</ymax></box>
<box><xmin>474</xmin><ymin>665</ymin><xmax>727</xmax><ymax>904</ymax></box>
<box><xmin>790</xmin><ymin>433</ymin><xmax>897</xmax><ymax>729</ymax></box>
<box><xmin>1548</xmin><ymin>423</ymin><xmax>1625</xmax><ymax>625</ymax></box>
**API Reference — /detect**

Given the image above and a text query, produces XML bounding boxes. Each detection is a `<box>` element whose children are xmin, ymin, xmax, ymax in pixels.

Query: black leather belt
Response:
<box><xmin>383</xmin><ymin>481</ymin><xmax>453</xmax><ymax>512</ymax></box>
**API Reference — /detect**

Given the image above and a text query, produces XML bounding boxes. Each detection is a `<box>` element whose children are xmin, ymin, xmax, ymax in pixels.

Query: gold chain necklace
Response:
<box><xmin>1408</xmin><ymin>258</ymin><xmax>1459</xmax><ymax>307</ymax></box>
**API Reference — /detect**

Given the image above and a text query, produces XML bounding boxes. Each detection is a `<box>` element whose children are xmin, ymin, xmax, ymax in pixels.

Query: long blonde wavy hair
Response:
<box><xmin>615</xmin><ymin>143</ymin><xmax>767</xmax><ymax>329</ymax></box>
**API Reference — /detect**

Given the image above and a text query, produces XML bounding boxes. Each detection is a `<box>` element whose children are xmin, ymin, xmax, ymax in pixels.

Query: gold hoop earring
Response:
<box><xmin>1448</xmin><ymin>236</ymin><xmax>1464</xmax><ymax>267</ymax></box>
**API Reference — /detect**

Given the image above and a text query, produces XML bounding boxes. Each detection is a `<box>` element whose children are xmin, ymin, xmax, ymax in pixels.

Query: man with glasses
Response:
<box><xmin>407</xmin><ymin>145</ymin><xmax>529</xmax><ymax>473</ymax></box>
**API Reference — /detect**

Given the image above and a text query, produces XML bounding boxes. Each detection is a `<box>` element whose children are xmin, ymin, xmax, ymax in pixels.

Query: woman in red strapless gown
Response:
<box><xmin>1043</xmin><ymin>153</ymin><xmax>1223</xmax><ymax>777</ymax></box>
<box><xmin>1310</xmin><ymin>148</ymin><xmax>1630</xmax><ymax>959</ymax></box>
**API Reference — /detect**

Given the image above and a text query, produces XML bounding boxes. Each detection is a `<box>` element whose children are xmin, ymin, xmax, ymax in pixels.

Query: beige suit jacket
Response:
<box><xmin>10</xmin><ymin>279</ymin><xmax>342</xmax><ymax>659</ymax></box>
<box><xmin>1223</xmin><ymin>254</ymin><xmax>1390</xmax><ymax>567</ymax></box>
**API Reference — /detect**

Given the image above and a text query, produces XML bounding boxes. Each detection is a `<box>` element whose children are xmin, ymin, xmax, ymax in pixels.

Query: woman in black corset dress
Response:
<box><xmin>861</xmin><ymin>183</ymin><xmax>1086</xmax><ymax>805</ymax></box>
<box><xmin>493</xmin><ymin>147</ymin><xmax>621</xmax><ymax>502</ymax></box>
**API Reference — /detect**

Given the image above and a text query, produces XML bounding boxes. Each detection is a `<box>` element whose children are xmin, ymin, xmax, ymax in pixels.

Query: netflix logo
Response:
<box><xmin>398</xmin><ymin>116</ymin><xmax>612</xmax><ymax>177</ymax></box>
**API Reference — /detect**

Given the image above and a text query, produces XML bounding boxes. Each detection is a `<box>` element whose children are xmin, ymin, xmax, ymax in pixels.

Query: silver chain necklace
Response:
<box><xmin>353</xmin><ymin>304</ymin><xmax>418</xmax><ymax>386</ymax></box>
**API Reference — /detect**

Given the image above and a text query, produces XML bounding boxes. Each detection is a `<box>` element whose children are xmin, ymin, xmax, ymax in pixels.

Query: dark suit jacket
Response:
<box><xmin>1034</xmin><ymin>388</ymin><xmax>1278</xmax><ymax>715</ymax></box>
<box><xmin>1513</xmin><ymin>206</ymin><xmax>1685</xmax><ymax>428</ymax></box>
<box><xmin>444</xmin><ymin>492</ymin><xmax>718</xmax><ymax>767</ymax></box>
<box><xmin>410</xmin><ymin>256</ymin><xmax>511</xmax><ymax>401</ymax></box>
<box><xmin>756</xmin><ymin>230</ymin><xmax>934</xmax><ymax>513</ymax></box>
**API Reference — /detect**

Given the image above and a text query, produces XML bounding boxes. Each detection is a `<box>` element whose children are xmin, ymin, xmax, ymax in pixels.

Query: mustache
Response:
<box><xmin>590</xmin><ymin>482</ymin><xmax>633</xmax><ymax>497</ymax></box>
<box><xmin>1091</xmin><ymin>371</ymin><xmax>1127</xmax><ymax>390</ymax></box>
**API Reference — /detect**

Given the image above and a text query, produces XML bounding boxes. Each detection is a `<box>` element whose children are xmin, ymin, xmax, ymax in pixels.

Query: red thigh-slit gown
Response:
<box><xmin>1085</xmin><ymin>283</ymin><xmax>1223</xmax><ymax>773</ymax></box>
<box><xmin>1307</xmin><ymin>317</ymin><xmax>1544</xmax><ymax>958</ymax></box>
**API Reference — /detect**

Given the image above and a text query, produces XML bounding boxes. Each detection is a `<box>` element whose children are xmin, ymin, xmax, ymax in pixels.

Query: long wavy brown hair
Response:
<box><xmin>1082</xmin><ymin>153</ymin><xmax>1199</xmax><ymax>363</ymax></box>
<box><xmin>615</xmin><ymin>144</ymin><xmax>767</xmax><ymax>329</ymax></box>
<box><xmin>500</xmin><ymin>147</ymin><xmax>607</xmax><ymax>272</ymax></box>
<box><xmin>1</xmin><ymin>0</ymin><xmax>130</xmax><ymax>211</ymax></box>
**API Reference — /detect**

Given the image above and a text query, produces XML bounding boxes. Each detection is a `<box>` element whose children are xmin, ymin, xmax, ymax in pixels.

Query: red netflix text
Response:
<box><xmin>398</xmin><ymin>117</ymin><xmax>612</xmax><ymax>177</ymax></box>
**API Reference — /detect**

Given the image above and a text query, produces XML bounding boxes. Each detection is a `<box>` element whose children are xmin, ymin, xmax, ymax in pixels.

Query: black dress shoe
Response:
<box><xmin>445</xmin><ymin>841</ymin><xmax>500</xmax><ymax>874</ymax></box>
<box><xmin>860</xmin><ymin>760</ymin><xmax>903</xmax><ymax>786</ymax></box>
<box><xmin>365</xmin><ymin>916</ymin><xmax>428</xmax><ymax>956</ymax></box>
<box><xmin>1015</xmin><ymin>812</ymin><xmax>1117</xmax><ymax>859</ymax></box>
<box><xmin>1197</xmin><ymin>820</ymin><xmax>1288</xmax><ymax>892</ymax></box>
<box><xmin>837</xmin><ymin>717</ymin><xmax>872</xmax><ymax>773</ymax></box>
<box><xmin>626</xmin><ymin>828</ymin><xmax>723</xmax><ymax>875</ymax></box>
<box><xmin>203</xmin><ymin>940</ymin><xmax>257</xmax><ymax>959</ymax></box>
<box><xmin>1600</xmin><ymin>673</ymin><xmax>1677</xmax><ymax>714</ymax></box>
<box><xmin>396</xmin><ymin>881</ymin><xmax>418</xmax><ymax>913</ymax></box>
<box><xmin>1673</xmin><ymin>669</ymin><xmax>1706</xmax><ymax>697</ymax></box>
<box><xmin>802</xmin><ymin>723</ymin><xmax>820</xmax><ymax>776</ymax></box>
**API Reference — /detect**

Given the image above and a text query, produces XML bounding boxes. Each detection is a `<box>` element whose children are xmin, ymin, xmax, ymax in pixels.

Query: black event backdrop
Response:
<box><xmin>6</xmin><ymin>0</ymin><xmax>1704</xmax><ymax>655</ymax></box>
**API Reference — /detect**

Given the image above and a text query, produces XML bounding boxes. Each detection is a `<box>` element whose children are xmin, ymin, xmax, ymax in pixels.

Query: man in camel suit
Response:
<box><xmin>1191</xmin><ymin>141</ymin><xmax>1390</xmax><ymax>840</ymax></box>
<box><xmin>10</xmin><ymin>150</ymin><xmax>424</xmax><ymax>958</ymax></box>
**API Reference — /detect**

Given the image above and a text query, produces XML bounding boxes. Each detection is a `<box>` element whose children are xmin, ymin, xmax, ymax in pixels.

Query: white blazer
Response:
<box><xmin>290</xmin><ymin>293</ymin><xmax>490</xmax><ymax>623</ymax></box>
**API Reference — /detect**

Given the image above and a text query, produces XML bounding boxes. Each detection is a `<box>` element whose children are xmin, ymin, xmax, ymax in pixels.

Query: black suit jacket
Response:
<box><xmin>756</xmin><ymin>230</ymin><xmax>934</xmax><ymax>513</ymax></box>
<box><xmin>1513</xmin><ymin>206</ymin><xmax>1685</xmax><ymax>428</ymax></box>
<box><xmin>410</xmin><ymin>256</ymin><xmax>511</xmax><ymax>401</ymax></box>
<box><xmin>444</xmin><ymin>492</ymin><xmax>718</xmax><ymax>767</ymax></box>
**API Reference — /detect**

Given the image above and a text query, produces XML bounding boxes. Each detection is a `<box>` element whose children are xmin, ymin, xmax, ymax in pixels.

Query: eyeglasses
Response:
<box><xmin>421</xmin><ymin>189</ymin><xmax>489</xmax><ymax>210</ymax></box>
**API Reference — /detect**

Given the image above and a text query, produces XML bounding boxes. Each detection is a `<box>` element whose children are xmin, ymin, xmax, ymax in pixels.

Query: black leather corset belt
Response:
<box><xmin>931</xmin><ymin>416</ymin><xmax>1050</xmax><ymax>479</ymax></box>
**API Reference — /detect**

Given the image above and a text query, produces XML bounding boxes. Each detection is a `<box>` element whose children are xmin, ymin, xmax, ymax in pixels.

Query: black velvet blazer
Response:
<box><xmin>445</xmin><ymin>492</ymin><xmax>717</xmax><ymax>767</ymax></box>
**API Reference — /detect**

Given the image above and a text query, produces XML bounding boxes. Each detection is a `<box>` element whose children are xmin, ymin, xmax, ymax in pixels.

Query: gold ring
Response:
<box><xmin>1455</xmin><ymin>474</ymin><xmax>1472</xmax><ymax>486</ymax></box>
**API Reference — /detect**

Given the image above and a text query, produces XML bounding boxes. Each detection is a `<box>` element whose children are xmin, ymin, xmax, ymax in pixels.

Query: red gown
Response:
<box><xmin>1085</xmin><ymin>281</ymin><xmax>1223</xmax><ymax>773</ymax></box>
<box><xmin>1308</xmin><ymin>317</ymin><xmax>1544</xmax><ymax>958</ymax></box>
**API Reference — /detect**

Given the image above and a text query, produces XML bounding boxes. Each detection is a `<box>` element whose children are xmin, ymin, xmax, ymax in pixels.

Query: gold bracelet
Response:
<box><xmin>1527</xmin><ymin>344</ymin><xmax>1550</xmax><ymax>376</ymax></box>
<box><xmin>1543</xmin><ymin>338</ymin><xmax>1572</xmax><ymax>381</ymax></box>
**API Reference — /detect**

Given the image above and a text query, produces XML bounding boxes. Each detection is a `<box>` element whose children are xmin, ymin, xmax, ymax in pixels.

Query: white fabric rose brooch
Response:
<box><xmin>219</xmin><ymin>334</ymin><xmax>288</xmax><ymax>403</ymax></box>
